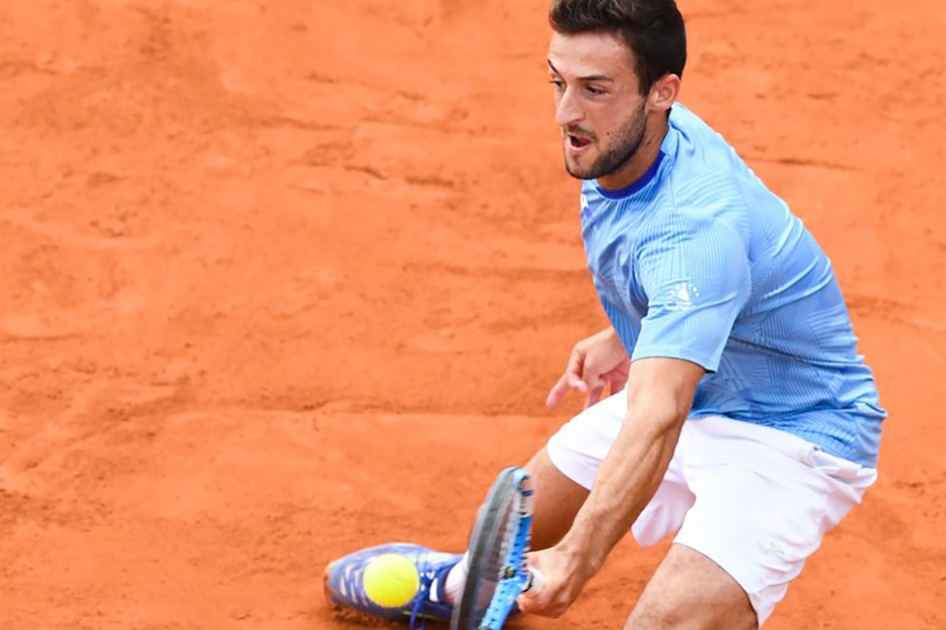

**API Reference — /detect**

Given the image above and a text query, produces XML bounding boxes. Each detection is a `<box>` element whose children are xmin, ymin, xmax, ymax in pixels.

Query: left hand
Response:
<box><xmin>515</xmin><ymin>546</ymin><xmax>593</xmax><ymax>618</ymax></box>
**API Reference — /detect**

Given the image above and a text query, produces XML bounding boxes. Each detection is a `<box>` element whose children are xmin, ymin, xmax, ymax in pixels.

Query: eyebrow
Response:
<box><xmin>547</xmin><ymin>59</ymin><xmax>615</xmax><ymax>83</ymax></box>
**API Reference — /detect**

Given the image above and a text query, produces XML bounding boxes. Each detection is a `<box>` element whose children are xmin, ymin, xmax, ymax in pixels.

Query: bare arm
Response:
<box><xmin>519</xmin><ymin>356</ymin><xmax>705</xmax><ymax>617</ymax></box>
<box><xmin>559</xmin><ymin>356</ymin><xmax>704</xmax><ymax>572</ymax></box>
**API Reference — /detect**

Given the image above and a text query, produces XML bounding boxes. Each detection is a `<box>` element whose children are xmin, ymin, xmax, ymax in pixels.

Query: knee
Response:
<box><xmin>624</xmin><ymin>595</ymin><xmax>757</xmax><ymax>630</ymax></box>
<box><xmin>625</xmin><ymin>595</ymin><xmax>688</xmax><ymax>630</ymax></box>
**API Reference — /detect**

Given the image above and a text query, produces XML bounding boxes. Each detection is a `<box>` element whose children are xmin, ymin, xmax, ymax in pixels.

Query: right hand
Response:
<box><xmin>546</xmin><ymin>327</ymin><xmax>629</xmax><ymax>410</ymax></box>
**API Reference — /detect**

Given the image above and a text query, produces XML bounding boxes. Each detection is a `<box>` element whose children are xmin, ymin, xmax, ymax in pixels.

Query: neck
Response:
<box><xmin>596</xmin><ymin>115</ymin><xmax>669</xmax><ymax>191</ymax></box>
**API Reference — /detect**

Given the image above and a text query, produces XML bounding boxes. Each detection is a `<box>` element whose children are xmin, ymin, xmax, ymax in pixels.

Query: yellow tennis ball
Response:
<box><xmin>362</xmin><ymin>553</ymin><xmax>420</xmax><ymax>608</ymax></box>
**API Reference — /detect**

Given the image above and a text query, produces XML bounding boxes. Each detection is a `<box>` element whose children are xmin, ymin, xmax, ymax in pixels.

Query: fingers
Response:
<box><xmin>546</xmin><ymin>348</ymin><xmax>588</xmax><ymax>408</ymax></box>
<box><xmin>516</xmin><ymin>593</ymin><xmax>537</xmax><ymax>614</ymax></box>
<box><xmin>607</xmin><ymin>372</ymin><xmax>629</xmax><ymax>396</ymax></box>
<box><xmin>516</xmin><ymin>555</ymin><xmax>549</xmax><ymax>614</ymax></box>
<box><xmin>516</xmin><ymin>570</ymin><xmax>543</xmax><ymax>614</ymax></box>
<box><xmin>583</xmin><ymin>385</ymin><xmax>605</xmax><ymax>410</ymax></box>
<box><xmin>547</xmin><ymin>374</ymin><xmax>589</xmax><ymax>408</ymax></box>
<box><xmin>581</xmin><ymin>367</ymin><xmax>611</xmax><ymax>409</ymax></box>
<box><xmin>516</xmin><ymin>566</ymin><xmax>560</xmax><ymax>618</ymax></box>
<box><xmin>546</xmin><ymin>373</ymin><xmax>570</xmax><ymax>408</ymax></box>
<box><xmin>524</xmin><ymin>568</ymin><xmax>545</xmax><ymax>597</ymax></box>
<box><xmin>515</xmin><ymin>550</ymin><xmax>583</xmax><ymax>619</ymax></box>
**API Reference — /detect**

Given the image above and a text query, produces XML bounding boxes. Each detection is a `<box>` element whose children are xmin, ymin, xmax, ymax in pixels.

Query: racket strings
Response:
<box><xmin>497</xmin><ymin>498</ymin><xmax>522</xmax><ymax>581</ymax></box>
<box><xmin>478</xmin><ymin>489</ymin><xmax>532</xmax><ymax>630</ymax></box>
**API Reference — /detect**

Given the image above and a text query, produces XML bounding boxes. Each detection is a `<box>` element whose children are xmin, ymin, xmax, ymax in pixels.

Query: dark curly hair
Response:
<box><xmin>549</xmin><ymin>0</ymin><xmax>687</xmax><ymax>95</ymax></box>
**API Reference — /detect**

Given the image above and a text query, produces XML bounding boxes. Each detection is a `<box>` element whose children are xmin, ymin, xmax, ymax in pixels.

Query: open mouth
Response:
<box><xmin>567</xmin><ymin>134</ymin><xmax>592</xmax><ymax>149</ymax></box>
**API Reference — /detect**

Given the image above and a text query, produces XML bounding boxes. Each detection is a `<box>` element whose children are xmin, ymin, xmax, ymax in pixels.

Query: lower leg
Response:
<box><xmin>525</xmin><ymin>447</ymin><xmax>590</xmax><ymax>550</ymax></box>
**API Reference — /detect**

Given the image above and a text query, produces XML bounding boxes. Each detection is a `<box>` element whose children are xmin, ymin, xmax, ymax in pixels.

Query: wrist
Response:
<box><xmin>556</xmin><ymin>525</ymin><xmax>607</xmax><ymax>579</ymax></box>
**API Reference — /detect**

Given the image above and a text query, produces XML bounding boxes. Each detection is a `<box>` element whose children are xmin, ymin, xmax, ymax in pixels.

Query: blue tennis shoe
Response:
<box><xmin>324</xmin><ymin>543</ymin><xmax>462</xmax><ymax>628</ymax></box>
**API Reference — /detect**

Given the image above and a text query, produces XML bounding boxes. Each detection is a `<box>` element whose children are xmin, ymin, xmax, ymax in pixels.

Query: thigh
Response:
<box><xmin>627</xmin><ymin>543</ymin><xmax>757</xmax><ymax>630</ymax></box>
<box><xmin>671</xmin><ymin>417</ymin><xmax>876</xmax><ymax>627</ymax></box>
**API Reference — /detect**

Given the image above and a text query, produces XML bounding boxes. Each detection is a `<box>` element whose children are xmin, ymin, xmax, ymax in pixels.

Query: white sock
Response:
<box><xmin>443</xmin><ymin>552</ymin><xmax>469</xmax><ymax>605</ymax></box>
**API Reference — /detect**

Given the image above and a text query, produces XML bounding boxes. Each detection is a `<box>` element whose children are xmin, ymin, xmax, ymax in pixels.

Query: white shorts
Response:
<box><xmin>546</xmin><ymin>390</ymin><xmax>878</xmax><ymax>627</ymax></box>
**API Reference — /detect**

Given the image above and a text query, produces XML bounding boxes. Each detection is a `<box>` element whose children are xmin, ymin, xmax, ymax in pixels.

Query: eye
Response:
<box><xmin>586</xmin><ymin>85</ymin><xmax>606</xmax><ymax>96</ymax></box>
<box><xmin>548</xmin><ymin>78</ymin><xmax>566</xmax><ymax>91</ymax></box>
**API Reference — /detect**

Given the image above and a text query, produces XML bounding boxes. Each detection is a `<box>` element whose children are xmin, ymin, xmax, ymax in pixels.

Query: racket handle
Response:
<box><xmin>522</xmin><ymin>569</ymin><xmax>545</xmax><ymax>598</ymax></box>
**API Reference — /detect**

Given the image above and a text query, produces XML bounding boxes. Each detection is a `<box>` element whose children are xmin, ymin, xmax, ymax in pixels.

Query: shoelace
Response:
<box><xmin>408</xmin><ymin>561</ymin><xmax>434</xmax><ymax>630</ymax></box>
<box><xmin>409</xmin><ymin>559</ymin><xmax>454</xmax><ymax>630</ymax></box>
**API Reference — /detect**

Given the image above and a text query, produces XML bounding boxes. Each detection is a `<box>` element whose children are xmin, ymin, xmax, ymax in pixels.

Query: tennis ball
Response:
<box><xmin>362</xmin><ymin>553</ymin><xmax>420</xmax><ymax>608</ymax></box>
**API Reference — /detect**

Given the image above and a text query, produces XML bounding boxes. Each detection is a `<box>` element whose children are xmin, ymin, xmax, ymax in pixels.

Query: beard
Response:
<box><xmin>564</xmin><ymin>101</ymin><xmax>648</xmax><ymax>181</ymax></box>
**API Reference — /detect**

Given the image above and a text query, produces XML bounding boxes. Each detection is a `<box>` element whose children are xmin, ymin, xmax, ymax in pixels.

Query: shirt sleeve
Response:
<box><xmin>632</xmin><ymin>214</ymin><xmax>752</xmax><ymax>372</ymax></box>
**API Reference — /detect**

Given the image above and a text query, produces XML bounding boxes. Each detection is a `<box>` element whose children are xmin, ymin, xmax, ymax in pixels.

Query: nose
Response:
<box><xmin>554</xmin><ymin>86</ymin><xmax>583</xmax><ymax>128</ymax></box>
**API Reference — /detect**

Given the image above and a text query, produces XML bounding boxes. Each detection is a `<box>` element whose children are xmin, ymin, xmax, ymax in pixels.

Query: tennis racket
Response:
<box><xmin>450</xmin><ymin>466</ymin><xmax>543</xmax><ymax>630</ymax></box>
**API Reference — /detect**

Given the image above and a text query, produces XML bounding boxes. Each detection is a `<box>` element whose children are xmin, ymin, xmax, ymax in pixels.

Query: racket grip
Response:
<box><xmin>522</xmin><ymin>569</ymin><xmax>545</xmax><ymax>598</ymax></box>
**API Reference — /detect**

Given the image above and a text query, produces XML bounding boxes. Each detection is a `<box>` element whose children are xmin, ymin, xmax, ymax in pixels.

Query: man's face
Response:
<box><xmin>548</xmin><ymin>31</ymin><xmax>649</xmax><ymax>181</ymax></box>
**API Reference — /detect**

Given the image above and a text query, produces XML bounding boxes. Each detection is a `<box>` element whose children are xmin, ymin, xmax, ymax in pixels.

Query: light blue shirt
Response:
<box><xmin>581</xmin><ymin>104</ymin><xmax>885</xmax><ymax>467</ymax></box>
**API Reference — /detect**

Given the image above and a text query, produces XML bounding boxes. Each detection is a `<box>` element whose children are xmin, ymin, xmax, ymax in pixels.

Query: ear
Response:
<box><xmin>647</xmin><ymin>74</ymin><xmax>681</xmax><ymax>114</ymax></box>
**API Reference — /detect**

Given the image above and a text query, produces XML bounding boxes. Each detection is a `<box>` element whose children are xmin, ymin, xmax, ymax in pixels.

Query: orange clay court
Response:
<box><xmin>0</xmin><ymin>1</ymin><xmax>944</xmax><ymax>629</ymax></box>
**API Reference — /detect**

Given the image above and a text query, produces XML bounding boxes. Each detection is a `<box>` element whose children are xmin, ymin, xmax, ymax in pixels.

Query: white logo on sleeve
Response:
<box><xmin>665</xmin><ymin>281</ymin><xmax>700</xmax><ymax>311</ymax></box>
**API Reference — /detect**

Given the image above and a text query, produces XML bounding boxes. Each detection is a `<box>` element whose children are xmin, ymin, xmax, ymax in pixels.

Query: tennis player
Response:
<box><xmin>324</xmin><ymin>1</ymin><xmax>886</xmax><ymax>627</ymax></box>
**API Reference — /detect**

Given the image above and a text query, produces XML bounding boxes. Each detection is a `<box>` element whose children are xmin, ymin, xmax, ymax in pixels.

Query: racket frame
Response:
<box><xmin>450</xmin><ymin>467</ymin><xmax>534</xmax><ymax>630</ymax></box>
